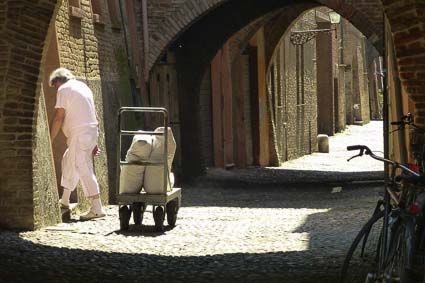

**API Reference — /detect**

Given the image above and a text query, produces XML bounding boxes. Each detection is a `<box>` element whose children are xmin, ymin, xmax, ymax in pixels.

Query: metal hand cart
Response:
<box><xmin>116</xmin><ymin>107</ymin><xmax>181</xmax><ymax>232</ymax></box>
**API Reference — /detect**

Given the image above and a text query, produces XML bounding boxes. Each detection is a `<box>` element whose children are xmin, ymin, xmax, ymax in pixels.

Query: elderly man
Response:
<box><xmin>49</xmin><ymin>68</ymin><xmax>106</xmax><ymax>220</ymax></box>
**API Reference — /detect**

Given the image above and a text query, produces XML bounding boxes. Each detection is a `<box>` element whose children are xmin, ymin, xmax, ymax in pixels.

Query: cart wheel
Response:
<box><xmin>153</xmin><ymin>206</ymin><xmax>164</xmax><ymax>232</ymax></box>
<box><xmin>119</xmin><ymin>205</ymin><xmax>131</xmax><ymax>231</ymax></box>
<box><xmin>131</xmin><ymin>202</ymin><xmax>145</xmax><ymax>225</ymax></box>
<box><xmin>166</xmin><ymin>200</ymin><xmax>179</xmax><ymax>227</ymax></box>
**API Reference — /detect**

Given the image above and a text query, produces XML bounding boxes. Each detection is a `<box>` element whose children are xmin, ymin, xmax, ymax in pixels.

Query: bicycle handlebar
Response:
<box><xmin>347</xmin><ymin>145</ymin><xmax>372</xmax><ymax>153</ymax></box>
<box><xmin>347</xmin><ymin>144</ymin><xmax>421</xmax><ymax>178</ymax></box>
<box><xmin>347</xmin><ymin>145</ymin><xmax>364</xmax><ymax>151</ymax></box>
<box><xmin>391</xmin><ymin>113</ymin><xmax>413</xmax><ymax>126</ymax></box>
<box><xmin>391</xmin><ymin>113</ymin><xmax>425</xmax><ymax>133</ymax></box>
<box><xmin>346</xmin><ymin>145</ymin><xmax>372</xmax><ymax>161</ymax></box>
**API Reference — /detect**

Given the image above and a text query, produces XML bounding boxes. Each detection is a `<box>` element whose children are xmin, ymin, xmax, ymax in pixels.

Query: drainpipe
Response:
<box><xmin>118</xmin><ymin>0</ymin><xmax>131</xmax><ymax>73</ymax></box>
<box><xmin>339</xmin><ymin>19</ymin><xmax>344</xmax><ymax>65</ymax></box>
<box><xmin>141</xmin><ymin>0</ymin><xmax>149</xmax><ymax>83</ymax></box>
<box><xmin>118</xmin><ymin>0</ymin><xmax>139</xmax><ymax>106</ymax></box>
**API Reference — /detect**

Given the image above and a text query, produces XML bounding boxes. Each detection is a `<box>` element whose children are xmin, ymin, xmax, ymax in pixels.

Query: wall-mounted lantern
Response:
<box><xmin>328</xmin><ymin>11</ymin><xmax>341</xmax><ymax>25</ymax></box>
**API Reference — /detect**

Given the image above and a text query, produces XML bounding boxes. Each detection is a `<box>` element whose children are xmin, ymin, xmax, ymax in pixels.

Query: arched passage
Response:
<box><xmin>149</xmin><ymin>0</ymin><xmax>384</xmax><ymax>177</ymax></box>
<box><xmin>1</xmin><ymin>0</ymin><xmax>425</xmax><ymax>230</ymax></box>
<box><xmin>0</xmin><ymin>1</ymin><xmax>60</xmax><ymax>229</ymax></box>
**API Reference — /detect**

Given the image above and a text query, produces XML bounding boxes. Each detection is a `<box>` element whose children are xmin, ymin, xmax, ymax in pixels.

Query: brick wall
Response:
<box><xmin>53</xmin><ymin>0</ymin><xmax>118</xmax><ymax>207</ymax></box>
<box><xmin>268</xmin><ymin>10</ymin><xmax>317</xmax><ymax>162</ymax></box>
<box><xmin>357</xmin><ymin>43</ymin><xmax>371</xmax><ymax>124</ymax></box>
<box><xmin>1</xmin><ymin>0</ymin><xmax>425</xmax><ymax>230</ymax></box>
<box><xmin>343</xmin><ymin>19</ymin><xmax>371</xmax><ymax>125</ymax></box>
<box><xmin>385</xmin><ymin>2</ymin><xmax>425</xmax><ymax>124</ymax></box>
<box><xmin>55</xmin><ymin>0</ymin><xmax>133</xmax><ymax>203</ymax></box>
<box><xmin>0</xmin><ymin>1</ymin><xmax>57</xmax><ymax>229</ymax></box>
<box><xmin>199</xmin><ymin>68</ymin><xmax>213</xmax><ymax>167</ymax></box>
<box><xmin>0</xmin><ymin>0</ymin><xmax>133</xmax><ymax>229</ymax></box>
<box><xmin>33</xmin><ymin>90</ymin><xmax>62</xmax><ymax>228</ymax></box>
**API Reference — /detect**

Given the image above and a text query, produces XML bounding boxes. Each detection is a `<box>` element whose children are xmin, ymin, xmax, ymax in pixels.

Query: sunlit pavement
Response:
<box><xmin>0</xmin><ymin>122</ymin><xmax>385</xmax><ymax>283</ymax></box>
<box><xmin>199</xmin><ymin>121</ymin><xmax>384</xmax><ymax>185</ymax></box>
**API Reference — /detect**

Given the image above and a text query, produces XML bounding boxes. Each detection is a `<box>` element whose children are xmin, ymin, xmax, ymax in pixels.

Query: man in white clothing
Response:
<box><xmin>49</xmin><ymin>68</ymin><xmax>106</xmax><ymax>220</ymax></box>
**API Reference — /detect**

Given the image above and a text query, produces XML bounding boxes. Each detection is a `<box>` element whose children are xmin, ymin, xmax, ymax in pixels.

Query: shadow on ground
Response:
<box><xmin>0</xmin><ymin>233</ymin><xmax>341</xmax><ymax>283</ymax></box>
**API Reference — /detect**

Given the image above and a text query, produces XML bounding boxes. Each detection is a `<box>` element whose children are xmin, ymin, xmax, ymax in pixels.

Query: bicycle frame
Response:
<box><xmin>346</xmin><ymin>145</ymin><xmax>422</xmax><ymax>282</ymax></box>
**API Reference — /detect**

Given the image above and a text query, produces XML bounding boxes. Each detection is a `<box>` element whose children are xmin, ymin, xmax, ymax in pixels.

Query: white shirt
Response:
<box><xmin>55</xmin><ymin>79</ymin><xmax>98</xmax><ymax>137</ymax></box>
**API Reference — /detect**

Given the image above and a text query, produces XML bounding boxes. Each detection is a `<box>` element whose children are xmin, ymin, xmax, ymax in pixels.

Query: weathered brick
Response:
<box><xmin>4</xmin><ymin>126</ymin><xmax>33</xmax><ymax>133</ymax></box>
<box><xmin>0</xmin><ymin>134</ymin><xmax>17</xmax><ymax>141</ymax></box>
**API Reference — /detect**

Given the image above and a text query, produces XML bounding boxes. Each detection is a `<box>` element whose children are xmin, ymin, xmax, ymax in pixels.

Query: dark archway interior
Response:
<box><xmin>169</xmin><ymin>0</ymin><xmax>320</xmax><ymax>176</ymax></box>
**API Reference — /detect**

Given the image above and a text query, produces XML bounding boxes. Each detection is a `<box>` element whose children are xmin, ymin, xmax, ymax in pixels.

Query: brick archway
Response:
<box><xmin>151</xmin><ymin>0</ymin><xmax>385</xmax><ymax>177</ymax></box>
<box><xmin>1</xmin><ymin>0</ymin><xmax>425</xmax><ymax>230</ymax></box>
<box><xmin>0</xmin><ymin>1</ymin><xmax>60</xmax><ymax>229</ymax></box>
<box><xmin>385</xmin><ymin>3</ymin><xmax>425</xmax><ymax>123</ymax></box>
<box><xmin>148</xmin><ymin>0</ymin><xmax>384</xmax><ymax>75</ymax></box>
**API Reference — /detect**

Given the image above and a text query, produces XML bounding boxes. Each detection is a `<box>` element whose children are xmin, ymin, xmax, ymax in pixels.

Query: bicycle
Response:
<box><xmin>340</xmin><ymin>142</ymin><xmax>425</xmax><ymax>282</ymax></box>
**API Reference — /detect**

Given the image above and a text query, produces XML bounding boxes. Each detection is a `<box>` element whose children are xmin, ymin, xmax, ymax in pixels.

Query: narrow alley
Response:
<box><xmin>3</xmin><ymin>1</ymin><xmax>425</xmax><ymax>282</ymax></box>
<box><xmin>0</xmin><ymin>122</ymin><xmax>384</xmax><ymax>283</ymax></box>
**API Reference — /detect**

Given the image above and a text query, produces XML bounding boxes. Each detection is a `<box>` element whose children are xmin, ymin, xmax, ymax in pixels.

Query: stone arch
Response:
<box><xmin>148</xmin><ymin>0</ymin><xmax>384</xmax><ymax>77</ymax></box>
<box><xmin>385</xmin><ymin>3</ymin><xmax>425</xmax><ymax>123</ymax></box>
<box><xmin>167</xmin><ymin>1</ymin><xmax>322</xmax><ymax>175</ymax></box>
<box><xmin>0</xmin><ymin>1</ymin><xmax>60</xmax><ymax>229</ymax></box>
<box><xmin>2</xmin><ymin>0</ymin><xmax>425</xmax><ymax>231</ymax></box>
<box><xmin>154</xmin><ymin>0</ymin><xmax>385</xmax><ymax>176</ymax></box>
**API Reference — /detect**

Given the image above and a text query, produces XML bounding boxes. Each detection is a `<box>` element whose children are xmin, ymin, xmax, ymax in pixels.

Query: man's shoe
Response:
<box><xmin>59</xmin><ymin>200</ymin><xmax>69</xmax><ymax>209</ymax></box>
<box><xmin>79</xmin><ymin>210</ymin><xmax>106</xmax><ymax>221</ymax></box>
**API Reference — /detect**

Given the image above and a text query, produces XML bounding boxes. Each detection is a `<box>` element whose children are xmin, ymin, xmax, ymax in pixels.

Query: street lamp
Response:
<box><xmin>328</xmin><ymin>11</ymin><xmax>341</xmax><ymax>25</ymax></box>
<box><xmin>290</xmin><ymin>10</ymin><xmax>341</xmax><ymax>46</ymax></box>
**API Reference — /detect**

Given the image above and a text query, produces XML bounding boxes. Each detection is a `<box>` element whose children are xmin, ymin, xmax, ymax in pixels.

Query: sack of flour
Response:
<box><xmin>144</xmin><ymin>127</ymin><xmax>176</xmax><ymax>194</ymax></box>
<box><xmin>119</xmin><ymin>133</ymin><xmax>153</xmax><ymax>193</ymax></box>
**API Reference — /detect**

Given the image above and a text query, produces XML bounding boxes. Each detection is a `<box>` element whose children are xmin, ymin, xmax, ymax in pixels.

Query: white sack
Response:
<box><xmin>144</xmin><ymin>127</ymin><xmax>176</xmax><ymax>194</ymax></box>
<box><xmin>119</xmin><ymin>133</ymin><xmax>153</xmax><ymax>193</ymax></box>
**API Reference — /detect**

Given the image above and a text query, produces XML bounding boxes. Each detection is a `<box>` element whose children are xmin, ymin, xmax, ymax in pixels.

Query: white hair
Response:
<box><xmin>49</xmin><ymin>68</ymin><xmax>75</xmax><ymax>86</ymax></box>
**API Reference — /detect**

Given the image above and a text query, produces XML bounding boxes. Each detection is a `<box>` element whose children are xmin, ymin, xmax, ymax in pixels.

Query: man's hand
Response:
<box><xmin>50</xmin><ymin>108</ymin><xmax>65</xmax><ymax>143</ymax></box>
<box><xmin>92</xmin><ymin>145</ymin><xmax>101</xmax><ymax>156</ymax></box>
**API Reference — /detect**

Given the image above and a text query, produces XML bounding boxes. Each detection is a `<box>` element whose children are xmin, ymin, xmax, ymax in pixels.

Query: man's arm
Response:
<box><xmin>50</xmin><ymin>108</ymin><xmax>65</xmax><ymax>143</ymax></box>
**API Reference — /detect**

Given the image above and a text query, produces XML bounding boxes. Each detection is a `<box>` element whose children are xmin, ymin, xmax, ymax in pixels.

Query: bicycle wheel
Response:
<box><xmin>385</xmin><ymin>218</ymin><xmax>416</xmax><ymax>283</ymax></box>
<box><xmin>340</xmin><ymin>210</ymin><xmax>384</xmax><ymax>283</ymax></box>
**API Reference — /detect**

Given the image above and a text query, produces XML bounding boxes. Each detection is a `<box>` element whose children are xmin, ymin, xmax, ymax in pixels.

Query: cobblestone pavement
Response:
<box><xmin>0</xmin><ymin>184</ymin><xmax>382</xmax><ymax>283</ymax></box>
<box><xmin>0</xmin><ymin>122</ymin><xmax>385</xmax><ymax>283</ymax></box>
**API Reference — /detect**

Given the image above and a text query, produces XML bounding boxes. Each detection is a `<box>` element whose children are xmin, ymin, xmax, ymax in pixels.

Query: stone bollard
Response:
<box><xmin>317</xmin><ymin>134</ymin><xmax>329</xmax><ymax>153</ymax></box>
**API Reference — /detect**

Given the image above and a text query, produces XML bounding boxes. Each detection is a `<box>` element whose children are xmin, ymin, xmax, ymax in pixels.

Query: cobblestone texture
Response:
<box><xmin>0</xmin><ymin>122</ymin><xmax>386</xmax><ymax>283</ymax></box>
<box><xmin>0</xmin><ymin>184</ymin><xmax>382</xmax><ymax>283</ymax></box>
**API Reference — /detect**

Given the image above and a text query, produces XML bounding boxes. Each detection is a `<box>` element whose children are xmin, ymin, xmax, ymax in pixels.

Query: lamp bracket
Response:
<box><xmin>290</xmin><ymin>28</ymin><xmax>335</xmax><ymax>45</ymax></box>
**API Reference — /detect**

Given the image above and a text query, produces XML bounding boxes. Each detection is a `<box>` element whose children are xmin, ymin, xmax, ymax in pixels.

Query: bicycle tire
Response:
<box><xmin>385</xmin><ymin>218</ymin><xmax>417</xmax><ymax>283</ymax></box>
<box><xmin>340</xmin><ymin>210</ymin><xmax>384</xmax><ymax>283</ymax></box>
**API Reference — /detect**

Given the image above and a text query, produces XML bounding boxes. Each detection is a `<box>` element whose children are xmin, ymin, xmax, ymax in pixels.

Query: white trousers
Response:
<box><xmin>61</xmin><ymin>126</ymin><xmax>100</xmax><ymax>197</ymax></box>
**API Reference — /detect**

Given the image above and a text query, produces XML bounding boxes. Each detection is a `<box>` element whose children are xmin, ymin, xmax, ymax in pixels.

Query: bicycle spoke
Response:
<box><xmin>341</xmin><ymin>210</ymin><xmax>384</xmax><ymax>283</ymax></box>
